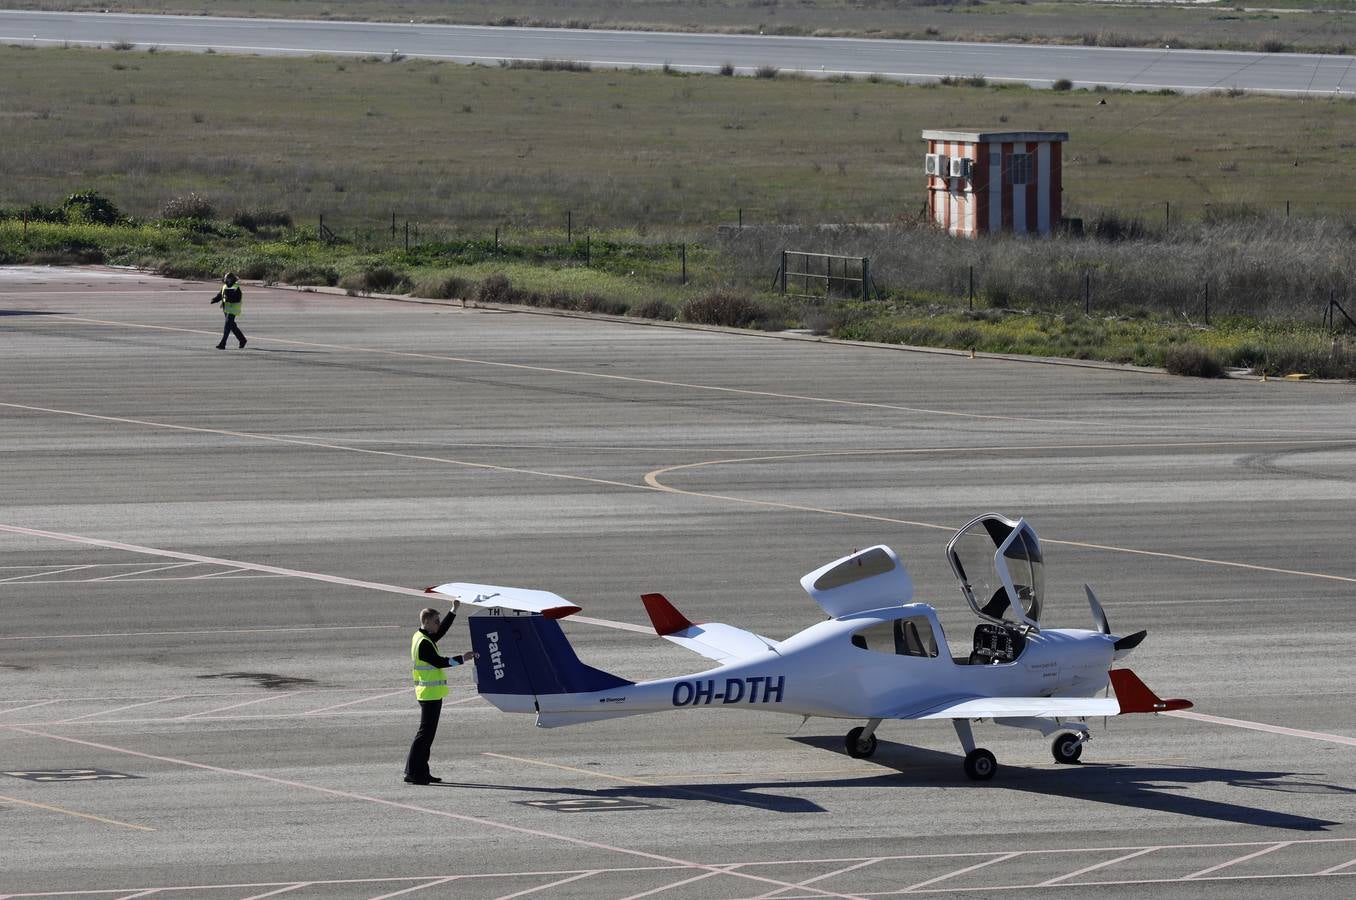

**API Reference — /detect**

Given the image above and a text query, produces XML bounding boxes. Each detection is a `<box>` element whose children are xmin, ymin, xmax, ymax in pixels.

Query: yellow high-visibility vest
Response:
<box><xmin>411</xmin><ymin>631</ymin><xmax>449</xmax><ymax>701</ymax></box>
<box><xmin>220</xmin><ymin>283</ymin><xmax>242</xmax><ymax>317</ymax></box>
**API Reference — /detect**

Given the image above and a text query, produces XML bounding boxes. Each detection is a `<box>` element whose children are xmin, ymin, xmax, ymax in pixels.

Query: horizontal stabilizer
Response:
<box><xmin>426</xmin><ymin>581</ymin><xmax>581</xmax><ymax>619</ymax></box>
<box><xmin>641</xmin><ymin>592</ymin><xmax>778</xmax><ymax>663</ymax></box>
<box><xmin>1111</xmin><ymin>668</ymin><xmax>1193</xmax><ymax>713</ymax></box>
<box><xmin>900</xmin><ymin>695</ymin><xmax>1121</xmax><ymax>720</ymax></box>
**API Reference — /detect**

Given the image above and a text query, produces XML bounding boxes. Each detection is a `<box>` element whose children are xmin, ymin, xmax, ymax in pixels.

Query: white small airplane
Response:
<box><xmin>427</xmin><ymin>513</ymin><xmax>1191</xmax><ymax>780</ymax></box>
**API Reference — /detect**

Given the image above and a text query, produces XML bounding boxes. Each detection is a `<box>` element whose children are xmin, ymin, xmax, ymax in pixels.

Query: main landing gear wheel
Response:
<box><xmin>963</xmin><ymin>748</ymin><xmax>997</xmax><ymax>781</ymax></box>
<box><xmin>844</xmin><ymin>726</ymin><xmax>878</xmax><ymax>759</ymax></box>
<box><xmin>1052</xmin><ymin>732</ymin><xmax>1084</xmax><ymax>765</ymax></box>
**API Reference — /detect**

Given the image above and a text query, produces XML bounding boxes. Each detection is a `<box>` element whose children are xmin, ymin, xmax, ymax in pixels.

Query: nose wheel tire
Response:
<box><xmin>844</xmin><ymin>726</ymin><xmax>878</xmax><ymax>759</ymax></box>
<box><xmin>963</xmin><ymin>748</ymin><xmax>997</xmax><ymax>781</ymax></box>
<box><xmin>1052</xmin><ymin>732</ymin><xmax>1084</xmax><ymax>765</ymax></box>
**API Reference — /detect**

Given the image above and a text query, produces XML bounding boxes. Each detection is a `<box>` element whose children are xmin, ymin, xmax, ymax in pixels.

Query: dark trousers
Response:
<box><xmin>405</xmin><ymin>698</ymin><xmax>442</xmax><ymax>779</ymax></box>
<box><xmin>219</xmin><ymin>314</ymin><xmax>246</xmax><ymax>347</ymax></box>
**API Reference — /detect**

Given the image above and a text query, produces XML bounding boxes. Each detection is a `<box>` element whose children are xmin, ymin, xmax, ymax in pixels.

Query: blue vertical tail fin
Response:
<box><xmin>468</xmin><ymin>614</ymin><xmax>632</xmax><ymax>708</ymax></box>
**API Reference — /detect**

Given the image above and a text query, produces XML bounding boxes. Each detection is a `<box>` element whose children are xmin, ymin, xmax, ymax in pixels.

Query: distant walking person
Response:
<box><xmin>406</xmin><ymin>600</ymin><xmax>479</xmax><ymax>785</ymax></box>
<box><xmin>208</xmin><ymin>272</ymin><xmax>246</xmax><ymax>350</ymax></box>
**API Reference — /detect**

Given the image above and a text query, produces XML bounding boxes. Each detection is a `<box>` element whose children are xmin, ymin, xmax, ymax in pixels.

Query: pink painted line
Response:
<box><xmin>1165</xmin><ymin>710</ymin><xmax>1356</xmax><ymax>747</ymax></box>
<box><xmin>901</xmin><ymin>853</ymin><xmax>1021</xmax><ymax>892</ymax></box>
<box><xmin>491</xmin><ymin>870</ymin><xmax>601</xmax><ymax>900</ymax></box>
<box><xmin>1183</xmin><ymin>841</ymin><xmax>1293</xmax><ymax>880</ymax></box>
<box><xmin>755</xmin><ymin>859</ymin><xmax>884</xmax><ymax>899</ymax></box>
<box><xmin>0</xmin><ymin>700</ymin><xmax>61</xmax><ymax>716</ymax></box>
<box><xmin>88</xmin><ymin>563</ymin><xmax>199</xmax><ymax>582</ymax></box>
<box><xmin>0</xmin><ymin>522</ymin><xmax>649</xmax><ymax>635</ymax></box>
<box><xmin>178</xmin><ymin>692</ymin><xmax>297</xmax><ymax>719</ymax></box>
<box><xmin>7</xmin><ymin>727</ymin><xmax>862</xmax><ymax>900</ymax></box>
<box><xmin>0</xmin><ymin>565</ymin><xmax>94</xmax><ymax>583</ymax></box>
<box><xmin>1318</xmin><ymin>857</ymin><xmax>1356</xmax><ymax>875</ymax></box>
<box><xmin>59</xmin><ymin>695</ymin><xmax>185</xmax><ymax>723</ymax></box>
<box><xmin>366</xmin><ymin>878</ymin><xmax>458</xmax><ymax>900</ymax></box>
<box><xmin>110</xmin><ymin>890</ymin><xmax>162</xmax><ymax>900</ymax></box>
<box><xmin>302</xmin><ymin>689</ymin><xmax>407</xmax><ymax>715</ymax></box>
<box><xmin>1037</xmin><ymin>847</ymin><xmax>1159</xmax><ymax>886</ymax></box>
<box><xmin>618</xmin><ymin>866</ymin><xmax>742</xmax><ymax>900</ymax></box>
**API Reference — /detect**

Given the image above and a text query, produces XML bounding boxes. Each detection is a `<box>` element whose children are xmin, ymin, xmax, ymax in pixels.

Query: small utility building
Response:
<box><xmin>922</xmin><ymin>130</ymin><xmax>1068</xmax><ymax>238</ymax></box>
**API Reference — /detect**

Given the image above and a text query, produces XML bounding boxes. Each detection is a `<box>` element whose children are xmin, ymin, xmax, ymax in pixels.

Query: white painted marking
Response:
<box><xmin>59</xmin><ymin>695</ymin><xmax>184</xmax><ymax>723</ymax></box>
<box><xmin>490</xmin><ymin>870</ymin><xmax>601</xmax><ymax>900</ymax></box>
<box><xmin>902</xmin><ymin>853</ymin><xmax>1021</xmax><ymax>891</ymax></box>
<box><xmin>0</xmin><ymin>700</ymin><xmax>62</xmax><ymax>717</ymax></box>
<box><xmin>754</xmin><ymin>859</ymin><xmax>883</xmax><ymax>899</ymax></box>
<box><xmin>111</xmin><ymin>889</ymin><xmax>163</xmax><ymax>900</ymax></box>
<box><xmin>191</xmin><ymin>567</ymin><xmax>250</xmax><ymax>578</ymax></box>
<box><xmin>5</xmin><ymin>728</ymin><xmax>862</xmax><ymax>900</ymax></box>
<box><xmin>365</xmin><ymin>877</ymin><xmax>458</xmax><ymax>900</ymax></box>
<box><xmin>1183</xmin><ymin>841</ymin><xmax>1293</xmax><ymax>879</ymax></box>
<box><xmin>1165</xmin><ymin>710</ymin><xmax>1356</xmax><ymax>747</ymax></box>
<box><xmin>178</xmin><ymin>692</ymin><xmax>297</xmax><ymax>719</ymax></box>
<box><xmin>88</xmin><ymin>562</ymin><xmax>199</xmax><ymax>582</ymax></box>
<box><xmin>238</xmin><ymin>885</ymin><xmax>310</xmax><ymax>900</ymax></box>
<box><xmin>0</xmin><ymin>564</ymin><xmax>94</xmax><ymax>583</ymax></box>
<box><xmin>1318</xmin><ymin>857</ymin><xmax>1356</xmax><ymax>875</ymax></box>
<box><xmin>618</xmin><ymin>866</ymin><xmax>742</xmax><ymax>900</ymax></box>
<box><xmin>302</xmin><ymin>689</ymin><xmax>407</xmax><ymax>716</ymax></box>
<box><xmin>1038</xmin><ymin>847</ymin><xmax>1159</xmax><ymax>886</ymax></box>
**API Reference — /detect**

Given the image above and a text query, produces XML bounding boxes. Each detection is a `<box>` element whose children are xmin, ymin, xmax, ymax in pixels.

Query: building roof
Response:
<box><xmin>921</xmin><ymin>130</ymin><xmax>1069</xmax><ymax>143</ymax></box>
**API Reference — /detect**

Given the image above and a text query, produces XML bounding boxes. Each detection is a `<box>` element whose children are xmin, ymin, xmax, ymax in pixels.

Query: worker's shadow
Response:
<box><xmin>441</xmin><ymin>735</ymin><xmax>1348</xmax><ymax>829</ymax></box>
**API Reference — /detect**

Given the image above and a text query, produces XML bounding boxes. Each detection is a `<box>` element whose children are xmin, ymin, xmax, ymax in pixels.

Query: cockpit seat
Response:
<box><xmin>969</xmin><ymin>623</ymin><xmax>1025</xmax><ymax>665</ymax></box>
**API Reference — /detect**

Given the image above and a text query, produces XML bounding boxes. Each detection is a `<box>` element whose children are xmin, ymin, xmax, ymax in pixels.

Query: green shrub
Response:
<box><xmin>412</xmin><ymin>273</ymin><xmax>472</xmax><ymax>300</ymax></box>
<box><xmin>1052</xmin><ymin>78</ymin><xmax>1074</xmax><ymax>91</ymax></box>
<box><xmin>680</xmin><ymin>290</ymin><xmax>770</xmax><ymax>327</ymax></box>
<box><xmin>63</xmin><ymin>190</ymin><xmax>124</xmax><ymax>226</ymax></box>
<box><xmin>340</xmin><ymin>265</ymin><xmax>409</xmax><ymax>295</ymax></box>
<box><xmin>474</xmin><ymin>272</ymin><xmax>519</xmax><ymax>304</ymax></box>
<box><xmin>628</xmin><ymin>298</ymin><xmax>677</xmax><ymax>320</ymax></box>
<box><xmin>280</xmin><ymin>264</ymin><xmax>338</xmax><ymax>286</ymax></box>
<box><xmin>1164</xmin><ymin>344</ymin><xmax>1227</xmax><ymax>378</ymax></box>
<box><xmin>232</xmin><ymin>208</ymin><xmax>293</xmax><ymax>231</ymax></box>
<box><xmin>162</xmin><ymin>192</ymin><xmax>214</xmax><ymax>221</ymax></box>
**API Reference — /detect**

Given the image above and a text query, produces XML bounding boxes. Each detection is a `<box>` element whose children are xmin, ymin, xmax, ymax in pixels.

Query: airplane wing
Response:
<box><xmin>898</xmin><ymin>695</ymin><xmax>1122</xmax><ymax>720</ymax></box>
<box><xmin>641</xmin><ymin>592</ymin><xmax>780</xmax><ymax>663</ymax></box>
<box><xmin>424</xmin><ymin>581</ymin><xmax>582</xmax><ymax>619</ymax></box>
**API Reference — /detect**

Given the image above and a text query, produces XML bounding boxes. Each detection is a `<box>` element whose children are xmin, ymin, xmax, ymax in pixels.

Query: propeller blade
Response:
<box><xmin>1114</xmin><ymin>630</ymin><xmax>1147</xmax><ymax>652</ymax></box>
<box><xmin>1084</xmin><ymin>584</ymin><xmax>1111</xmax><ymax>635</ymax></box>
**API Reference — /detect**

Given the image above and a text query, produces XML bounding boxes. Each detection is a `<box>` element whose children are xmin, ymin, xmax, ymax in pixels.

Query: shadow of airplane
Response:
<box><xmin>450</xmin><ymin>736</ymin><xmax>1346</xmax><ymax>830</ymax></box>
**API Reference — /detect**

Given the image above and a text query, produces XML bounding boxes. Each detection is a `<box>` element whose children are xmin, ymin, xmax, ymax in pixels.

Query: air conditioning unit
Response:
<box><xmin>949</xmin><ymin>157</ymin><xmax>972</xmax><ymax>179</ymax></box>
<box><xmin>924</xmin><ymin>153</ymin><xmax>949</xmax><ymax>177</ymax></box>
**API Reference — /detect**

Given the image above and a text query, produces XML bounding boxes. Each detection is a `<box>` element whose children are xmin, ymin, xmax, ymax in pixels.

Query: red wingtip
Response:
<box><xmin>423</xmin><ymin>586</ymin><xmax>438</xmax><ymax>593</ymax></box>
<box><xmin>641</xmin><ymin>592</ymin><xmax>694</xmax><ymax>636</ymax></box>
<box><xmin>543</xmin><ymin>605</ymin><xmax>582</xmax><ymax>620</ymax></box>
<box><xmin>1110</xmin><ymin>668</ymin><xmax>1193</xmax><ymax>714</ymax></box>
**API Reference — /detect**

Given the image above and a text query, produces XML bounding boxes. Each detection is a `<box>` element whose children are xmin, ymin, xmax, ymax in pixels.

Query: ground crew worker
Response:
<box><xmin>208</xmin><ymin>272</ymin><xmax>247</xmax><ymax>350</ymax></box>
<box><xmin>405</xmin><ymin>600</ymin><xmax>478</xmax><ymax>785</ymax></box>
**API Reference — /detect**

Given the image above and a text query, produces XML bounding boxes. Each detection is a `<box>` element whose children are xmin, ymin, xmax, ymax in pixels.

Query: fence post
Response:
<box><xmin>738</xmin><ymin>207</ymin><xmax>743</xmax><ymax>230</ymax></box>
<box><xmin>1203</xmin><ymin>280</ymin><xmax>1209</xmax><ymax>325</ymax></box>
<box><xmin>968</xmin><ymin>265</ymin><xmax>974</xmax><ymax>311</ymax></box>
<box><xmin>494</xmin><ymin>226</ymin><xmax>499</xmax><ymax>251</ymax></box>
<box><xmin>404</xmin><ymin>221</ymin><xmax>409</xmax><ymax>253</ymax></box>
<box><xmin>1084</xmin><ymin>271</ymin><xmax>1091</xmax><ymax>315</ymax></box>
<box><xmin>780</xmin><ymin>250</ymin><xmax>788</xmax><ymax>295</ymax></box>
<box><xmin>1164</xmin><ymin>201</ymin><xmax>1171</xmax><ymax>232</ymax></box>
<box><xmin>862</xmin><ymin>257</ymin><xmax>870</xmax><ymax>301</ymax></box>
<box><xmin>391</xmin><ymin>212</ymin><xmax>396</xmax><ymax>240</ymax></box>
<box><xmin>681</xmin><ymin>243</ymin><xmax>687</xmax><ymax>285</ymax></box>
<box><xmin>567</xmin><ymin>210</ymin><xmax>572</xmax><ymax>244</ymax></box>
<box><xmin>318</xmin><ymin>214</ymin><xmax>323</xmax><ymax>241</ymax></box>
<box><xmin>1286</xmin><ymin>200</ymin><xmax>1290</xmax><ymax>219</ymax></box>
<box><xmin>585</xmin><ymin>234</ymin><xmax>591</xmax><ymax>267</ymax></box>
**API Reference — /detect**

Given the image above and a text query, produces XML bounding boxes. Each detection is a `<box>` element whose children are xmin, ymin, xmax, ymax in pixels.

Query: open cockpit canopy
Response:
<box><xmin>946</xmin><ymin>514</ymin><xmax>1044</xmax><ymax>632</ymax></box>
<box><xmin>800</xmin><ymin>545</ymin><xmax>914</xmax><ymax>619</ymax></box>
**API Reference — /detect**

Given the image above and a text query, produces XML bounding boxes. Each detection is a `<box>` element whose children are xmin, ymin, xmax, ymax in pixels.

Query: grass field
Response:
<box><xmin>1</xmin><ymin>44</ymin><xmax>1352</xmax><ymax>231</ymax></box>
<box><xmin>9</xmin><ymin>0</ymin><xmax>1355</xmax><ymax>54</ymax></box>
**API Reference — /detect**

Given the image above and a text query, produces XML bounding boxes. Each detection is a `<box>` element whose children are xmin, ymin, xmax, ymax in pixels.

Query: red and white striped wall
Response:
<box><xmin>923</xmin><ymin>130</ymin><xmax>1067</xmax><ymax>238</ymax></box>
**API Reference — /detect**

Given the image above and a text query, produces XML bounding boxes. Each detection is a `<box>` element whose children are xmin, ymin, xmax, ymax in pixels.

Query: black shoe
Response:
<box><xmin>215</xmin><ymin>344</ymin><xmax>227</xmax><ymax>350</ymax></box>
<box><xmin>239</xmin><ymin>337</ymin><xmax>247</xmax><ymax>349</ymax></box>
<box><xmin>427</xmin><ymin>775</ymin><xmax>443</xmax><ymax>783</ymax></box>
<box><xmin>403</xmin><ymin>775</ymin><xmax>431</xmax><ymax>785</ymax></box>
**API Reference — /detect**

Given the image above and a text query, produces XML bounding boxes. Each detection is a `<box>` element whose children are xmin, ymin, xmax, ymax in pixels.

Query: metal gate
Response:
<box><xmin>778</xmin><ymin>251</ymin><xmax>873</xmax><ymax>301</ymax></box>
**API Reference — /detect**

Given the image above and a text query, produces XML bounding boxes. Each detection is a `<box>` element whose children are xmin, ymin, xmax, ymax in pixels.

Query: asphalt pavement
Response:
<box><xmin>1</xmin><ymin>9</ymin><xmax>1353</xmax><ymax>95</ymax></box>
<box><xmin>0</xmin><ymin>265</ymin><xmax>1353</xmax><ymax>898</ymax></box>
